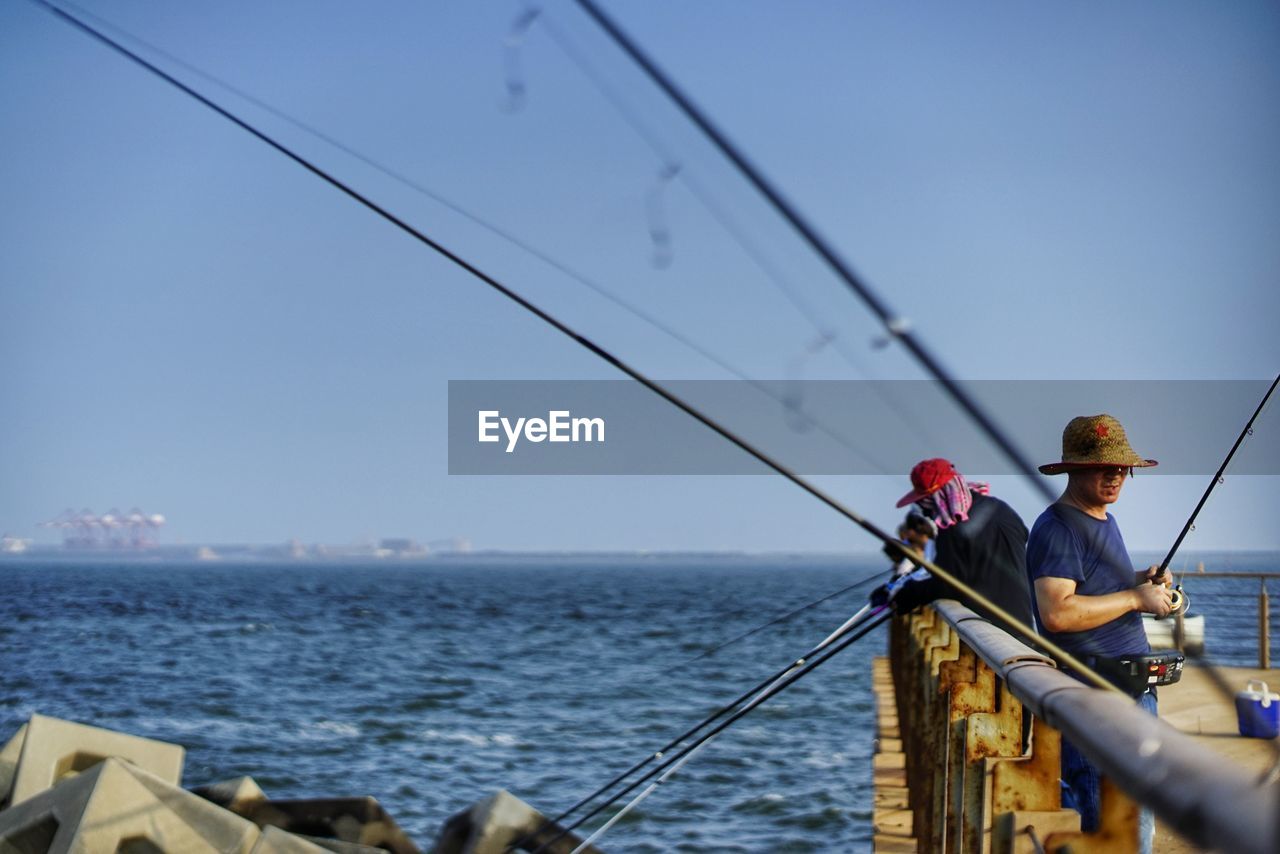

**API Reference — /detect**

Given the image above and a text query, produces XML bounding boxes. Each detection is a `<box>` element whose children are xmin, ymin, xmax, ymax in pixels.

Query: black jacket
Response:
<box><xmin>894</xmin><ymin>493</ymin><xmax>1037</xmax><ymax>638</ymax></box>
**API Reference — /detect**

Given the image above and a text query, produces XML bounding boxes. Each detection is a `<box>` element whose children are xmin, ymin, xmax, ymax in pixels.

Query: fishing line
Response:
<box><xmin>527</xmin><ymin>6</ymin><xmax>954</xmax><ymax>457</ymax></box>
<box><xmin>30</xmin><ymin>0</ymin><xmax>1116</xmax><ymax>691</ymax></box>
<box><xmin>673</xmin><ymin>565</ymin><xmax>887</xmax><ymax>668</ymax></box>
<box><xmin>644</xmin><ymin>161</ymin><xmax>680</xmax><ymax>268</ymax></box>
<box><xmin>528</xmin><ymin>4</ymin><xmax>831</xmax><ymax>331</ymax></box>
<box><xmin>530</xmin><ymin>610</ymin><xmax>893</xmax><ymax>854</ymax></box>
<box><xmin>501</xmin><ymin>7</ymin><xmax>542</xmax><ymax>112</ymax></box>
<box><xmin>46</xmin><ymin>0</ymin><xmax>889</xmax><ymax>474</ymax></box>
<box><xmin>570</xmin><ymin>0</ymin><xmax>1055</xmax><ymax>503</ymax></box>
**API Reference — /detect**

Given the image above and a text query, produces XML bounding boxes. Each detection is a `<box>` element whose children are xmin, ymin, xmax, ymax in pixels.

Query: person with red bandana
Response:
<box><xmin>877</xmin><ymin>457</ymin><xmax>1037</xmax><ymax>636</ymax></box>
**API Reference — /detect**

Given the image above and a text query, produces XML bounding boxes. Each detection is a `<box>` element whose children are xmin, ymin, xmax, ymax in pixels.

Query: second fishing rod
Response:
<box><xmin>32</xmin><ymin>0</ymin><xmax>1122</xmax><ymax>700</ymax></box>
<box><xmin>528</xmin><ymin>587</ymin><xmax>892</xmax><ymax>848</ymax></box>
<box><xmin>525</xmin><ymin>594</ymin><xmax>901</xmax><ymax>854</ymax></box>
<box><xmin>36</xmin><ymin>9</ymin><xmax>1134</xmax><ymax>846</ymax></box>
<box><xmin>1149</xmin><ymin>372</ymin><xmax>1280</xmax><ymax>619</ymax></box>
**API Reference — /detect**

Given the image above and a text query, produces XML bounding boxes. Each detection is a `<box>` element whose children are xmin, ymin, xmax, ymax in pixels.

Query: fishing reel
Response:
<box><xmin>1155</xmin><ymin>584</ymin><xmax>1190</xmax><ymax>621</ymax></box>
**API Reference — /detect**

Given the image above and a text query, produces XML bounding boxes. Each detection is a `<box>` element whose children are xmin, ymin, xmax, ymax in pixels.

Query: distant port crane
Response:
<box><xmin>40</xmin><ymin>507</ymin><xmax>166</xmax><ymax>549</ymax></box>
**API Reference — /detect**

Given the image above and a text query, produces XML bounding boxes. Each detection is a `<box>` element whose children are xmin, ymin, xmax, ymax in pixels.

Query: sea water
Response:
<box><xmin>1</xmin><ymin>553</ymin><xmax>1274</xmax><ymax>852</ymax></box>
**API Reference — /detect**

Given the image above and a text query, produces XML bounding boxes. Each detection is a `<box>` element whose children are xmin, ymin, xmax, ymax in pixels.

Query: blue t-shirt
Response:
<box><xmin>1026</xmin><ymin>503</ymin><xmax>1150</xmax><ymax>659</ymax></box>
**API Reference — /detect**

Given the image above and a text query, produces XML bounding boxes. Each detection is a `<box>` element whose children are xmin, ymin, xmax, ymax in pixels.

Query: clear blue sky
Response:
<box><xmin>2</xmin><ymin>1</ymin><xmax>1277</xmax><ymax>552</ymax></box>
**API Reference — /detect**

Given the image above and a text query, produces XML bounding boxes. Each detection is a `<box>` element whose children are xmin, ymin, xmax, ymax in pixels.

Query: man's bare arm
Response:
<box><xmin>1034</xmin><ymin>576</ymin><xmax>1172</xmax><ymax>633</ymax></box>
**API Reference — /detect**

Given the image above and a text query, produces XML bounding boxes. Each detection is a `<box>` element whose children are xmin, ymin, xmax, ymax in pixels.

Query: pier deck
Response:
<box><xmin>871</xmin><ymin>656</ymin><xmax>916</xmax><ymax>853</ymax></box>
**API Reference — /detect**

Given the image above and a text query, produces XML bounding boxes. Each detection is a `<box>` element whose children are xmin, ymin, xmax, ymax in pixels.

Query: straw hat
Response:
<box><xmin>1039</xmin><ymin>414</ymin><xmax>1157</xmax><ymax>475</ymax></box>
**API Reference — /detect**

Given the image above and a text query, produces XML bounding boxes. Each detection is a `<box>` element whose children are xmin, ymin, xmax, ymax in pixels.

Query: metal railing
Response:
<box><xmin>887</xmin><ymin>601</ymin><xmax>1279</xmax><ymax>853</ymax></box>
<box><xmin>1172</xmin><ymin>569</ymin><xmax>1274</xmax><ymax>668</ymax></box>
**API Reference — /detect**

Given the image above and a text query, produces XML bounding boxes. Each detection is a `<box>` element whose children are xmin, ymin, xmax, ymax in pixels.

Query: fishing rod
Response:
<box><xmin>529</xmin><ymin>591</ymin><xmax>889</xmax><ymax>850</ymax></box>
<box><xmin>568</xmin><ymin>615</ymin><xmax>893</xmax><ymax>854</ymax></box>
<box><xmin>674</xmin><ymin>565</ymin><xmax>887</xmax><ymax>668</ymax></box>
<box><xmin>570</xmin><ymin>0</ymin><xmax>1055</xmax><ymax>504</ymax></box>
<box><xmin>29</xmin><ymin>1</ymin><xmax>1118</xmax><ymax>693</ymax></box>
<box><xmin>562</xmin><ymin>572</ymin><xmax>932</xmax><ymax>852</ymax></box>
<box><xmin>1152</xmin><ymin>373</ymin><xmax>1279</xmax><ymax>618</ymax></box>
<box><xmin>529</xmin><ymin>606</ymin><xmax>895</xmax><ymax>854</ymax></box>
<box><xmin>35</xmin><ymin>4</ymin><xmax>1272</xmax><ymax>847</ymax></box>
<box><xmin>534</xmin><ymin>572</ymin><xmax>923</xmax><ymax>848</ymax></box>
<box><xmin>50</xmin><ymin>0</ymin><xmax>895</xmax><ymax>478</ymax></box>
<box><xmin>522</xmin><ymin>5</ymin><xmax>958</xmax><ymax>462</ymax></box>
<box><xmin>36</xmin><ymin>6</ymin><xmax>1136</xmax><ymax>841</ymax></box>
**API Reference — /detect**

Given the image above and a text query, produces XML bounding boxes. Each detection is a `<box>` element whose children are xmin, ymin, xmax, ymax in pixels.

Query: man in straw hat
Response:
<box><xmin>877</xmin><ymin>457</ymin><xmax>1037</xmax><ymax>634</ymax></box>
<box><xmin>1027</xmin><ymin>413</ymin><xmax>1173</xmax><ymax>850</ymax></box>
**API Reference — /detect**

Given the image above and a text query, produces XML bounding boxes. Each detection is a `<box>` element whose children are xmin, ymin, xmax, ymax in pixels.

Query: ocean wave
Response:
<box><xmin>301</xmin><ymin>720</ymin><xmax>361</xmax><ymax>738</ymax></box>
<box><xmin>402</xmin><ymin>689</ymin><xmax>469</xmax><ymax>712</ymax></box>
<box><xmin>730</xmin><ymin>792</ymin><xmax>788</xmax><ymax>815</ymax></box>
<box><xmin>801</xmin><ymin>751</ymin><xmax>850</xmax><ymax>769</ymax></box>
<box><xmin>419</xmin><ymin>728</ymin><xmax>522</xmax><ymax>749</ymax></box>
<box><xmin>775</xmin><ymin>806</ymin><xmax>847</xmax><ymax>831</ymax></box>
<box><xmin>729</xmin><ymin>724</ymin><xmax>771</xmax><ymax>744</ymax></box>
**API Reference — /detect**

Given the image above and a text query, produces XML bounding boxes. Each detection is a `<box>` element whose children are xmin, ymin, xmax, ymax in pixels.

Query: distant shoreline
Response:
<box><xmin>2</xmin><ymin>547</ymin><xmax>1276</xmax><ymax>565</ymax></box>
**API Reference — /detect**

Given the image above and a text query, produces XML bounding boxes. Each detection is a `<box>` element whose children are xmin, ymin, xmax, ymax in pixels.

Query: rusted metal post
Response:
<box><xmin>960</xmin><ymin>677</ymin><xmax>1022</xmax><ymax>854</ymax></box>
<box><xmin>989</xmin><ymin>716</ymin><xmax>1082</xmax><ymax>854</ymax></box>
<box><xmin>941</xmin><ymin>647</ymin><xmax>987</xmax><ymax>854</ymax></box>
<box><xmin>925</xmin><ymin>620</ymin><xmax>959</xmax><ymax>853</ymax></box>
<box><xmin>903</xmin><ymin>612</ymin><xmax>934</xmax><ymax>833</ymax></box>
<box><xmin>1043</xmin><ymin>776</ymin><xmax>1140</xmax><ymax>853</ymax></box>
<box><xmin>1261</xmin><ymin>577</ymin><xmax>1271</xmax><ymax>669</ymax></box>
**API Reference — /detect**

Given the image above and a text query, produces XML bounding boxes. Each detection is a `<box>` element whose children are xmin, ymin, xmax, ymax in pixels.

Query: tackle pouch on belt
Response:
<box><xmin>1088</xmin><ymin>649</ymin><xmax>1184</xmax><ymax>697</ymax></box>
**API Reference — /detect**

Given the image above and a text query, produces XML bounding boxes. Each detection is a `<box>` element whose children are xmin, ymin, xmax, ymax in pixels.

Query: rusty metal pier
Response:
<box><xmin>871</xmin><ymin>601</ymin><xmax>1279</xmax><ymax>853</ymax></box>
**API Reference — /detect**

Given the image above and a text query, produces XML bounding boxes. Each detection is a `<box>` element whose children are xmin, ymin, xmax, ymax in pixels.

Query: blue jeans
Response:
<box><xmin>1061</xmin><ymin>690</ymin><xmax>1158</xmax><ymax>854</ymax></box>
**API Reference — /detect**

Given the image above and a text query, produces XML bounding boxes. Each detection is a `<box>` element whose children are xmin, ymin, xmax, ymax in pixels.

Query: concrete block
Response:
<box><xmin>0</xmin><ymin>757</ymin><xmax>259</xmax><ymax>853</ymax></box>
<box><xmin>123</xmin><ymin>762</ymin><xmax>261</xmax><ymax>852</ymax></box>
<box><xmin>0</xmin><ymin>723</ymin><xmax>26</xmax><ymax>808</ymax></box>
<box><xmin>250</xmin><ymin>826</ymin><xmax>331</xmax><ymax>853</ymax></box>
<box><xmin>8</xmin><ymin>714</ymin><xmax>183</xmax><ymax>806</ymax></box>
<box><xmin>233</xmin><ymin>797</ymin><xmax>419</xmax><ymax>854</ymax></box>
<box><xmin>295</xmin><ymin>835</ymin><xmax>389</xmax><ymax>853</ymax></box>
<box><xmin>432</xmin><ymin>789</ymin><xmax>601</xmax><ymax>854</ymax></box>
<box><xmin>194</xmin><ymin>777</ymin><xmax>268</xmax><ymax>812</ymax></box>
